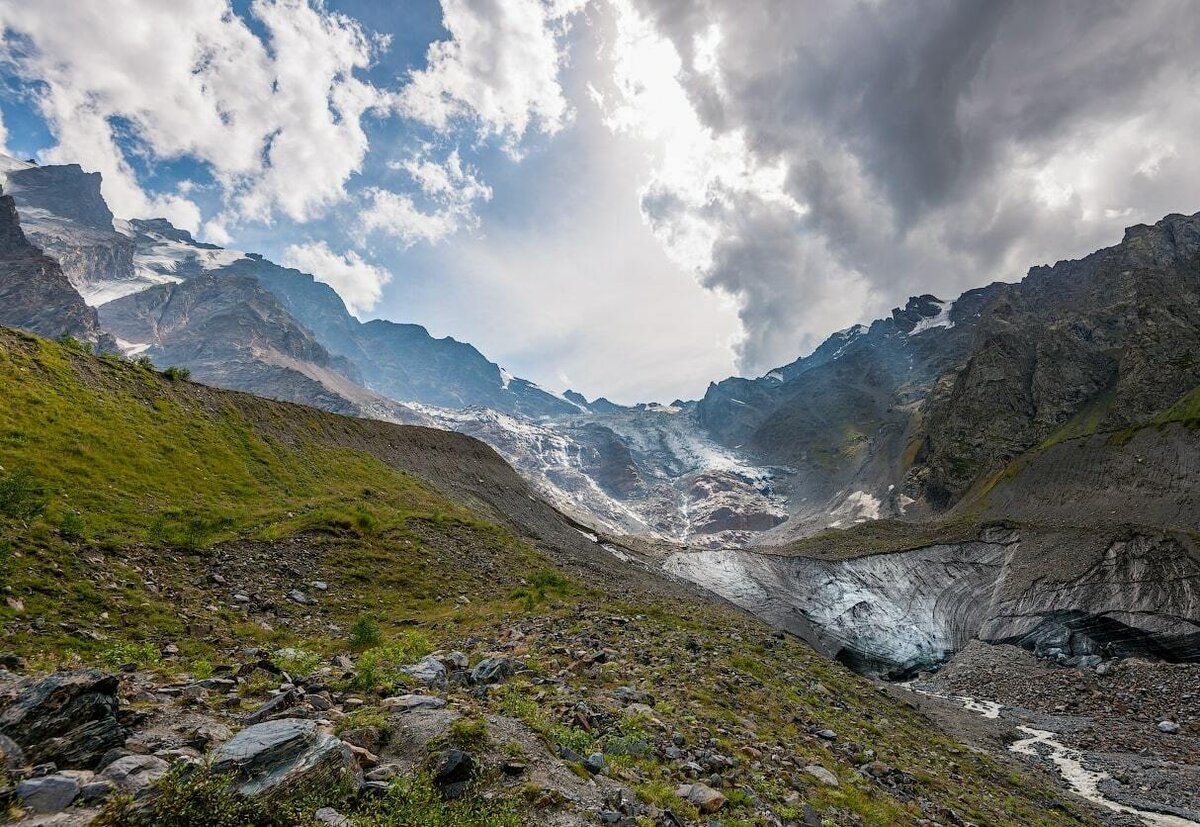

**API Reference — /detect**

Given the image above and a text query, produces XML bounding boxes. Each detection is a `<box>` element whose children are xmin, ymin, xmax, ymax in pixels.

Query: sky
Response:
<box><xmin>1</xmin><ymin>0</ymin><xmax>1199</xmax><ymax>404</ymax></box>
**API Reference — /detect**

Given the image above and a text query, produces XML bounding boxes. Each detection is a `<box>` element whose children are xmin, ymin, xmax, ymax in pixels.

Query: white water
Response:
<box><xmin>900</xmin><ymin>683</ymin><xmax>1198</xmax><ymax>827</ymax></box>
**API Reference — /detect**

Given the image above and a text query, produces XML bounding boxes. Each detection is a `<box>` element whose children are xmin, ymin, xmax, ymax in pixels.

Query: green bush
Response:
<box><xmin>149</xmin><ymin>509</ymin><xmax>233</xmax><ymax>551</ymax></box>
<box><xmin>447</xmin><ymin>717</ymin><xmax>488</xmax><ymax>750</ymax></box>
<box><xmin>349</xmin><ymin>615</ymin><xmax>383</xmax><ymax>649</ymax></box>
<box><xmin>94</xmin><ymin>764</ymin><xmax>269</xmax><ymax>827</ymax></box>
<box><xmin>57</xmin><ymin>509</ymin><xmax>86</xmax><ymax>541</ymax></box>
<box><xmin>98</xmin><ymin>640</ymin><xmax>160</xmax><ymax>670</ymax></box>
<box><xmin>274</xmin><ymin>647</ymin><xmax>322</xmax><ymax>677</ymax></box>
<box><xmin>56</xmin><ymin>334</ymin><xmax>91</xmax><ymax>354</ymax></box>
<box><xmin>0</xmin><ymin>468</ymin><xmax>47</xmax><ymax>521</ymax></box>
<box><xmin>163</xmin><ymin>366</ymin><xmax>192</xmax><ymax>381</ymax></box>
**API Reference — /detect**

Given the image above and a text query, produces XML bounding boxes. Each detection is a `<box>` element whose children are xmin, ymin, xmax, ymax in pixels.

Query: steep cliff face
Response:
<box><xmin>0</xmin><ymin>160</ymin><xmax>141</xmax><ymax>304</ymax></box>
<box><xmin>98</xmin><ymin>274</ymin><xmax>420</xmax><ymax>422</ymax></box>
<box><xmin>210</xmin><ymin>255</ymin><xmax>578</xmax><ymax>417</ymax></box>
<box><xmin>910</xmin><ymin>213</ymin><xmax>1200</xmax><ymax>507</ymax></box>
<box><xmin>0</xmin><ymin>191</ymin><xmax>114</xmax><ymax>349</ymax></box>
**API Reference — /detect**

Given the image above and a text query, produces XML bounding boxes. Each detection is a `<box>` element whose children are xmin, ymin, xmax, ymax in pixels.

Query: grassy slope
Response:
<box><xmin>0</xmin><ymin>329</ymin><xmax>1099</xmax><ymax>826</ymax></box>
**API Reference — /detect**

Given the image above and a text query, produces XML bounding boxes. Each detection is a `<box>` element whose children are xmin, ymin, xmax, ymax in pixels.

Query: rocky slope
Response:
<box><xmin>212</xmin><ymin>252</ymin><xmax>578</xmax><ymax>417</ymax></box>
<box><xmin>96</xmin><ymin>272</ymin><xmax>417</xmax><ymax>419</ymax></box>
<box><xmin>0</xmin><ymin>328</ymin><xmax>1107</xmax><ymax>827</ymax></box>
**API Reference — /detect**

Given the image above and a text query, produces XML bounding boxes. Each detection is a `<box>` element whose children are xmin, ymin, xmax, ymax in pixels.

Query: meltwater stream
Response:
<box><xmin>900</xmin><ymin>683</ymin><xmax>1199</xmax><ymax>827</ymax></box>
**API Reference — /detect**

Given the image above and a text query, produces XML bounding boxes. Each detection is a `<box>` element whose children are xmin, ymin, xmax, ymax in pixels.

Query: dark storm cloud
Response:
<box><xmin>632</xmin><ymin>0</ymin><xmax>1200</xmax><ymax>372</ymax></box>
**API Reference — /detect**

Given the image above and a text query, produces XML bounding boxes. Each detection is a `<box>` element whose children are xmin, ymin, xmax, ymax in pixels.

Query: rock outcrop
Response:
<box><xmin>0</xmin><ymin>191</ymin><xmax>114</xmax><ymax>349</ymax></box>
<box><xmin>0</xmin><ymin>670</ymin><xmax>125</xmax><ymax>769</ymax></box>
<box><xmin>208</xmin><ymin>719</ymin><xmax>358</xmax><ymax>802</ymax></box>
<box><xmin>98</xmin><ymin>273</ymin><xmax>422</xmax><ymax>423</ymax></box>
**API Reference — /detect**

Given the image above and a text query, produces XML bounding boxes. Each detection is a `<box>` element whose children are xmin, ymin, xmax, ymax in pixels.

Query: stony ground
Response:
<box><xmin>913</xmin><ymin>641</ymin><xmax>1199</xmax><ymax>824</ymax></box>
<box><xmin>0</xmin><ymin>527</ymin><xmax>1116</xmax><ymax>826</ymax></box>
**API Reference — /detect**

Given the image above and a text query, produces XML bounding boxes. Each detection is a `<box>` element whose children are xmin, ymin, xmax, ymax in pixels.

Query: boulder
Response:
<box><xmin>0</xmin><ymin>670</ymin><xmax>124</xmax><ymax>769</ymax></box>
<box><xmin>380</xmin><ymin>694</ymin><xmax>446</xmax><ymax>712</ymax></box>
<box><xmin>679</xmin><ymin>782</ymin><xmax>725</xmax><ymax>813</ymax></box>
<box><xmin>16</xmin><ymin>773</ymin><xmax>81</xmax><ymax>813</ymax></box>
<box><xmin>469</xmin><ymin>657</ymin><xmax>514</xmax><ymax>686</ymax></box>
<box><xmin>314</xmin><ymin>807</ymin><xmax>351</xmax><ymax>826</ymax></box>
<box><xmin>400</xmin><ymin>656</ymin><xmax>447</xmax><ymax>689</ymax></box>
<box><xmin>432</xmin><ymin>748</ymin><xmax>474</xmax><ymax>798</ymax></box>
<box><xmin>210</xmin><ymin>719</ymin><xmax>357</xmax><ymax>802</ymax></box>
<box><xmin>99</xmin><ymin>754</ymin><xmax>171</xmax><ymax>795</ymax></box>
<box><xmin>804</xmin><ymin>764</ymin><xmax>839</xmax><ymax>787</ymax></box>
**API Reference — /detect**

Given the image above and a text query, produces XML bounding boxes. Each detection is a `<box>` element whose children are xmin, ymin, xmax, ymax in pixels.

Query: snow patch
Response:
<box><xmin>114</xmin><ymin>338</ymin><xmax>151</xmax><ymax>356</ymax></box>
<box><xmin>907</xmin><ymin>301</ymin><xmax>955</xmax><ymax>336</ymax></box>
<box><xmin>499</xmin><ymin>367</ymin><xmax>514</xmax><ymax>390</ymax></box>
<box><xmin>830</xmin><ymin>490</ymin><xmax>882</xmax><ymax>524</ymax></box>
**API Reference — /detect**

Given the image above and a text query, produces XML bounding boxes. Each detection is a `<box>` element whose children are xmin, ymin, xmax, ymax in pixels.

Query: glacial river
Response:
<box><xmin>899</xmin><ymin>683</ymin><xmax>1198</xmax><ymax>827</ymax></box>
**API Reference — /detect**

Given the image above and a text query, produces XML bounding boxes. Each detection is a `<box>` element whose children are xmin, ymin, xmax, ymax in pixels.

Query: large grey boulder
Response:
<box><xmin>210</xmin><ymin>718</ymin><xmax>357</xmax><ymax>802</ymax></box>
<box><xmin>99</xmin><ymin>754</ymin><xmax>170</xmax><ymax>795</ymax></box>
<box><xmin>400</xmin><ymin>655</ymin><xmax>447</xmax><ymax>689</ymax></box>
<box><xmin>16</xmin><ymin>773</ymin><xmax>81</xmax><ymax>813</ymax></box>
<box><xmin>469</xmin><ymin>657</ymin><xmax>514</xmax><ymax>686</ymax></box>
<box><xmin>0</xmin><ymin>670</ymin><xmax>124</xmax><ymax>769</ymax></box>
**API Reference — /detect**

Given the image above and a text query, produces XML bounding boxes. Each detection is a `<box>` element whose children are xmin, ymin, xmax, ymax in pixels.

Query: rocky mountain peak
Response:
<box><xmin>5</xmin><ymin>163</ymin><xmax>114</xmax><ymax>231</ymax></box>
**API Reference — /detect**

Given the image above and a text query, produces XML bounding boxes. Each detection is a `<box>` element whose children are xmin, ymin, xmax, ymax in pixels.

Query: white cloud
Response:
<box><xmin>0</xmin><ymin>0</ymin><xmax>388</xmax><ymax>231</ymax></box>
<box><xmin>621</xmin><ymin>0</ymin><xmax>1200</xmax><ymax>373</ymax></box>
<box><xmin>282</xmin><ymin>240</ymin><xmax>392</xmax><ymax>317</ymax></box>
<box><xmin>590</xmin><ymin>0</ymin><xmax>835</xmax><ymax>370</ymax></box>
<box><xmin>360</xmin><ymin>0</ymin><xmax>586</xmax><ymax>244</ymax></box>
<box><xmin>398</xmin><ymin>0</ymin><xmax>587</xmax><ymax>153</ymax></box>
<box><xmin>359</xmin><ymin>148</ymin><xmax>493</xmax><ymax>244</ymax></box>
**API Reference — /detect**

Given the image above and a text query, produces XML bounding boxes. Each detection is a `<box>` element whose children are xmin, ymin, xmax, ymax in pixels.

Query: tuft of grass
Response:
<box><xmin>353</xmin><ymin>632</ymin><xmax>434</xmax><ymax>692</ymax></box>
<box><xmin>358</xmin><ymin>774</ymin><xmax>525</xmax><ymax>827</ymax></box>
<box><xmin>97</xmin><ymin>640</ymin><xmax>160</xmax><ymax>670</ymax></box>
<box><xmin>447</xmin><ymin>717</ymin><xmax>489</xmax><ymax>750</ymax></box>
<box><xmin>0</xmin><ymin>467</ymin><xmax>47</xmax><ymax>520</ymax></box>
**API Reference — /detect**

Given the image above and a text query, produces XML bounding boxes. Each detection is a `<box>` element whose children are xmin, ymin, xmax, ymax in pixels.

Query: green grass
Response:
<box><xmin>0</xmin><ymin>329</ymin><xmax>455</xmax><ymax>548</ymax></box>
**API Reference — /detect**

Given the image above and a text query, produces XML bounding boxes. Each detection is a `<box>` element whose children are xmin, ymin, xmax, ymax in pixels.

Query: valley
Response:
<box><xmin>0</xmin><ymin>151</ymin><xmax>1197</xmax><ymax>826</ymax></box>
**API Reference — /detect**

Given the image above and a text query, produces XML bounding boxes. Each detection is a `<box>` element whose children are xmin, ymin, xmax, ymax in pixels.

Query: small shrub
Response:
<box><xmin>57</xmin><ymin>334</ymin><xmax>91</xmax><ymax>353</ymax></box>
<box><xmin>163</xmin><ymin>366</ymin><xmax>192</xmax><ymax>381</ymax></box>
<box><xmin>335</xmin><ymin>706</ymin><xmax>392</xmax><ymax>738</ymax></box>
<box><xmin>358</xmin><ymin>774</ymin><xmax>525</xmax><ymax>827</ymax></box>
<box><xmin>511</xmin><ymin>569</ymin><xmax>573</xmax><ymax>610</ymax></box>
<box><xmin>353</xmin><ymin>507</ymin><xmax>379</xmax><ymax>536</ymax></box>
<box><xmin>98</xmin><ymin>640</ymin><xmax>160</xmax><ymax>670</ymax></box>
<box><xmin>93</xmin><ymin>763</ymin><xmax>267</xmax><ymax>827</ymax></box>
<box><xmin>0</xmin><ymin>468</ymin><xmax>47</xmax><ymax>521</ymax></box>
<box><xmin>354</xmin><ymin>632</ymin><xmax>434</xmax><ymax>692</ymax></box>
<box><xmin>57</xmin><ymin>510</ymin><xmax>86</xmax><ymax>541</ymax></box>
<box><xmin>349</xmin><ymin>615</ymin><xmax>383</xmax><ymax>649</ymax></box>
<box><xmin>133</xmin><ymin>355</ymin><xmax>155</xmax><ymax>371</ymax></box>
<box><xmin>549</xmin><ymin>725</ymin><xmax>593</xmax><ymax>756</ymax></box>
<box><xmin>189</xmin><ymin>658</ymin><xmax>214</xmax><ymax>680</ymax></box>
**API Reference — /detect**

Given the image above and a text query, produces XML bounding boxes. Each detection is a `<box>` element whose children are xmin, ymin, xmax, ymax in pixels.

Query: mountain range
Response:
<box><xmin>1</xmin><ymin>153</ymin><xmax>1198</xmax><ymax>680</ymax></box>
